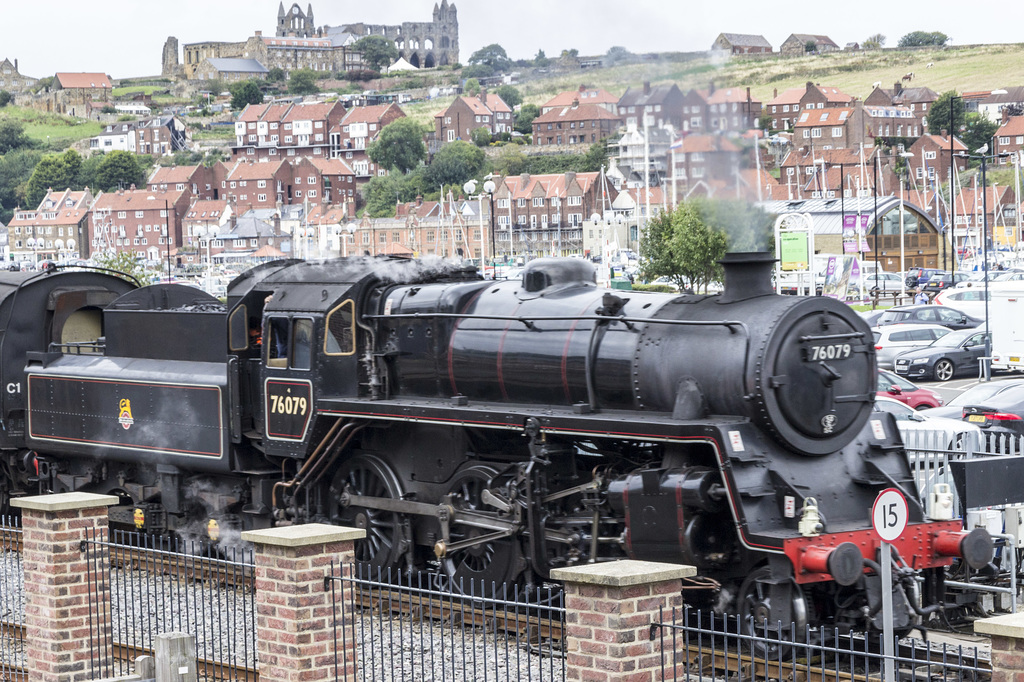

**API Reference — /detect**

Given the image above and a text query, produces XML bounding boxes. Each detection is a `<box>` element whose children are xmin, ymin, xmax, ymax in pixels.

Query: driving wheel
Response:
<box><xmin>332</xmin><ymin>454</ymin><xmax>406</xmax><ymax>577</ymax></box>
<box><xmin>737</xmin><ymin>566</ymin><xmax>808</xmax><ymax>655</ymax></box>
<box><xmin>440</xmin><ymin>464</ymin><xmax>524</xmax><ymax>596</ymax></box>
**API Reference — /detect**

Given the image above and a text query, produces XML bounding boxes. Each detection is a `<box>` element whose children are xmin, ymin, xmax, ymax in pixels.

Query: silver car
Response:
<box><xmin>872</xmin><ymin>323</ymin><xmax>951</xmax><ymax>369</ymax></box>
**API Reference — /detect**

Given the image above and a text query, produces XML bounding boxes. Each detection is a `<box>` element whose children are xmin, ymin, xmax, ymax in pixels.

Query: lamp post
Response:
<box><xmin>334</xmin><ymin>222</ymin><xmax>356</xmax><ymax>258</ymax></box>
<box><xmin>949</xmin><ymin>95</ymin><xmax>962</xmax><ymax>273</ymax></box>
<box><xmin>896</xmin><ymin>150</ymin><xmax>915</xmax><ymax>297</ymax></box>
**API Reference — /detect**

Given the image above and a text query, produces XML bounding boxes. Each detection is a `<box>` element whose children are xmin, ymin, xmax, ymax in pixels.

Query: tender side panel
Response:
<box><xmin>27</xmin><ymin>374</ymin><xmax>224</xmax><ymax>459</ymax></box>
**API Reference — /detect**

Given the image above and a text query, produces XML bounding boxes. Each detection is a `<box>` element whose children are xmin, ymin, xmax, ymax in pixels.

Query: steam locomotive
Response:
<box><xmin>0</xmin><ymin>253</ymin><xmax>991</xmax><ymax>631</ymax></box>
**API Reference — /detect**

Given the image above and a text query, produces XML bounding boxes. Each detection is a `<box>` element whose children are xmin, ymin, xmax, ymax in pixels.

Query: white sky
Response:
<box><xmin>3</xmin><ymin>0</ymin><xmax>1022</xmax><ymax>79</ymax></box>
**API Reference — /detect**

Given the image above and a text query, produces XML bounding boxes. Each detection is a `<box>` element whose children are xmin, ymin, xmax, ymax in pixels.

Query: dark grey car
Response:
<box><xmin>893</xmin><ymin>329</ymin><xmax>990</xmax><ymax>381</ymax></box>
<box><xmin>876</xmin><ymin>304</ymin><xmax>982</xmax><ymax>330</ymax></box>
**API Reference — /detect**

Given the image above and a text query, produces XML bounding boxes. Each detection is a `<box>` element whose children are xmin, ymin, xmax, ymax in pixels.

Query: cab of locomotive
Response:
<box><xmin>227</xmin><ymin>280</ymin><xmax>360</xmax><ymax>459</ymax></box>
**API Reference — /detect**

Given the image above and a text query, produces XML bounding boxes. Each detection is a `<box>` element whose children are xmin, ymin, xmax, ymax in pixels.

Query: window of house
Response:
<box><xmin>832</xmin><ymin>127</ymin><xmax>843</xmax><ymax>137</ymax></box>
<box><xmin>811</xmin><ymin>128</ymin><xmax>822</xmax><ymax>138</ymax></box>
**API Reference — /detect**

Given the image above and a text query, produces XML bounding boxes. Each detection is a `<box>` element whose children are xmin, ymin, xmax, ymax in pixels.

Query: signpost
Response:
<box><xmin>872</xmin><ymin>488</ymin><xmax>908</xmax><ymax>681</ymax></box>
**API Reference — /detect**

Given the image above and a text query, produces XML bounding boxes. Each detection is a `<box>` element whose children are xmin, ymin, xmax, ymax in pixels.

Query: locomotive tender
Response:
<box><xmin>0</xmin><ymin>253</ymin><xmax>991</xmax><ymax>631</ymax></box>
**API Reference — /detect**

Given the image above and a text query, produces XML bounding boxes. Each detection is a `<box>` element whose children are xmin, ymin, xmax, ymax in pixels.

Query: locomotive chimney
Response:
<box><xmin>718</xmin><ymin>251</ymin><xmax>777</xmax><ymax>303</ymax></box>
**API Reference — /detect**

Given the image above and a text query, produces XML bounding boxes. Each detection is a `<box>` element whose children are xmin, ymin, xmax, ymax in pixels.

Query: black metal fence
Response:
<box><xmin>0</xmin><ymin>516</ymin><xmax>24</xmax><ymax>681</ymax></box>
<box><xmin>652</xmin><ymin>606</ymin><xmax>989</xmax><ymax>682</ymax></box>
<box><xmin>327</xmin><ymin>564</ymin><xmax>566</xmax><ymax>682</ymax></box>
<box><xmin>82</xmin><ymin>527</ymin><xmax>257</xmax><ymax>681</ymax></box>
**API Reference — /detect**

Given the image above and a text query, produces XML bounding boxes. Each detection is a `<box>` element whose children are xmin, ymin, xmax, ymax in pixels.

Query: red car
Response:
<box><xmin>876</xmin><ymin>369</ymin><xmax>944</xmax><ymax>409</ymax></box>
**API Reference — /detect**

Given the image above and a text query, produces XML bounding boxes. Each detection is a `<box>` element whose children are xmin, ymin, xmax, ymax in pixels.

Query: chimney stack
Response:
<box><xmin>643</xmin><ymin>81</ymin><xmax>651</xmax><ymax>96</ymax></box>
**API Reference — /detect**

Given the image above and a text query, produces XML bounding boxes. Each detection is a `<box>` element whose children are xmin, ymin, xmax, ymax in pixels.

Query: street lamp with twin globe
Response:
<box><xmin>333</xmin><ymin>222</ymin><xmax>356</xmax><ymax>257</ymax></box>
<box><xmin>463</xmin><ymin>178</ymin><xmax>497</xmax><ymax>276</ymax></box>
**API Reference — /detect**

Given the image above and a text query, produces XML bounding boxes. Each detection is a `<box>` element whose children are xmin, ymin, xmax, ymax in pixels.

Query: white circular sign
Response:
<box><xmin>872</xmin><ymin>488</ymin><xmax>908</xmax><ymax>542</ymax></box>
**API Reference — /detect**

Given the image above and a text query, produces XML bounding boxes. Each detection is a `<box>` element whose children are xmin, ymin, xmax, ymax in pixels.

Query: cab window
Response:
<box><xmin>267</xmin><ymin>316</ymin><xmax>314</xmax><ymax>370</ymax></box>
<box><xmin>324</xmin><ymin>300</ymin><xmax>355</xmax><ymax>355</ymax></box>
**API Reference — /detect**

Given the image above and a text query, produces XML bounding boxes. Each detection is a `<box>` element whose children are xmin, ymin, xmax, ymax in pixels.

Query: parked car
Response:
<box><xmin>956</xmin><ymin>271</ymin><xmax>1006</xmax><ymax>288</ymax></box>
<box><xmin>872</xmin><ymin>323</ymin><xmax>951</xmax><ymax>369</ymax></box>
<box><xmin>929</xmin><ymin>380</ymin><xmax>1024</xmax><ymax>420</ymax></box>
<box><xmin>922</xmin><ymin>272</ymin><xmax>971</xmax><ymax>296</ymax></box>
<box><xmin>867</xmin><ymin>272</ymin><xmax>904</xmax><ymax>295</ymax></box>
<box><xmin>873</xmin><ymin>396</ymin><xmax>981</xmax><ymax>446</ymax></box>
<box><xmin>934</xmin><ymin>288</ymin><xmax>990</xmax><ymax>319</ymax></box>
<box><xmin>957</xmin><ymin>382</ymin><xmax>1024</xmax><ymax>439</ymax></box>
<box><xmin>893</xmin><ymin>329</ymin><xmax>990</xmax><ymax>381</ymax></box>
<box><xmin>859</xmin><ymin>309</ymin><xmax>888</xmax><ymax>327</ymax></box>
<box><xmin>905</xmin><ymin>267</ymin><xmax>945</xmax><ymax>289</ymax></box>
<box><xmin>875</xmin><ymin>304</ymin><xmax>982</xmax><ymax>330</ymax></box>
<box><xmin>877</xmin><ymin>369</ymin><xmax>944</xmax><ymax>409</ymax></box>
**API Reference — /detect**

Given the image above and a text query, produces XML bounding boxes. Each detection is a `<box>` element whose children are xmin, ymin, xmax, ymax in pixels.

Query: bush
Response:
<box><xmin>345</xmin><ymin>69</ymin><xmax>380</xmax><ymax>82</ymax></box>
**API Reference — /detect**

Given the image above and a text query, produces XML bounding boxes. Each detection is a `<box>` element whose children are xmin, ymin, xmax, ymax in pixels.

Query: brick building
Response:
<box><xmin>490</xmin><ymin>171</ymin><xmax>618</xmax><ymax>259</ymax></box>
<box><xmin>865</xmin><ymin>83</ymin><xmax>939</xmax><ymax>135</ymax></box>
<box><xmin>148</xmin><ymin>164</ymin><xmax>228</xmax><ymax>202</ymax></box>
<box><xmin>329</xmin><ymin>103</ymin><xmax>406</xmax><ymax>186</ymax></box>
<box><xmin>794</xmin><ymin>107</ymin><xmax>853</xmax><ymax>153</ymax></box>
<box><xmin>706</xmin><ymin>86</ymin><xmax>762</xmax><ymax>133</ymax></box>
<box><xmin>89</xmin><ymin>187</ymin><xmax>191</xmax><ymax>262</ymax></box>
<box><xmin>681</xmin><ymin>88</ymin><xmax>710</xmax><ymax>133</ymax></box>
<box><xmin>618</xmin><ymin>82</ymin><xmax>685</xmax><ymax>130</ymax></box>
<box><xmin>908</xmin><ymin>132</ymin><xmax>968</xmax><ymax>184</ymax></box>
<box><xmin>434</xmin><ymin>92</ymin><xmax>513</xmax><ymax>144</ymax></box>
<box><xmin>6</xmin><ymin>188</ymin><xmax>94</xmax><ymax>263</ymax></box>
<box><xmin>0</xmin><ymin>58</ymin><xmax>37</xmax><ymax>94</ymax></box>
<box><xmin>766</xmin><ymin>82</ymin><xmax>853</xmax><ymax>132</ymax></box>
<box><xmin>531</xmin><ymin>102</ymin><xmax>621</xmax><ymax>147</ymax></box>
<box><xmin>232</xmin><ymin>101</ymin><xmax>347</xmax><ymax>161</ymax></box>
<box><xmin>780</xmin><ymin>34</ymin><xmax>840</xmax><ymax>55</ymax></box>
<box><xmin>995</xmin><ymin>116</ymin><xmax>1024</xmax><ymax>162</ymax></box>
<box><xmin>541</xmin><ymin>85</ymin><xmax>620</xmax><ymax>115</ymax></box>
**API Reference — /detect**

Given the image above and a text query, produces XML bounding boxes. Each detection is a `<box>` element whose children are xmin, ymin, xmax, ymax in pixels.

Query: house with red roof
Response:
<box><xmin>7</xmin><ymin>189</ymin><xmax>94</xmax><ymax>263</ymax></box>
<box><xmin>148</xmin><ymin>164</ymin><xmax>227</xmax><ymax>202</ymax></box>
<box><xmin>532</xmin><ymin>102</ymin><xmax>621</xmax><ymax>147</ymax></box>
<box><xmin>434</xmin><ymin>92</ymin><xmax>513</xmax><ymax>146</ymax></box>
<box><xmin>490</xmin><ymin>171</ymin><xmax>618</xmax><ymax>259</ymax></box>
<box><xmin>232</xmin><ymin>100</ymin><xmax>346</xmax><ymax>161</ymax></box>
<box><xmin>618</xmin><ymin>82</ymin><xmax>685</xmax><ymax>131</ymax></box>
<box><xmin>793</xmin><ymin>107</ymin><xmax>853</xmax><ymax>153</ymax></box>
<box><xmin>222</xmin><ymin>159</ymin><xmax>295</xmax><ymax>212</ymax></box>
<box><xmin>330</xmin><ymin>103</ymin><xmax>406</xmax><ymax>186</ymax></box>
<box><xmin>766</xmin><ymin>82</ymin><xmax>853</xmax><ymax>132</ymax></box>
<box><xmin>908</xmin><ymin>133</ymin><xmax>968</xmax><ymax>184</ymax></box>
<box><xmin>706</xmin><ymin>86</ymin><xmax>762</xmax><ymax>133</ymax></box>
<box><xmin>995</xmin><ymin>116</ymin><xmax>1024</xmax><ymax>162</ymax></box>
<box><xmin>54</xmin><ymin>72</ymin><xmax>112</xmax><ymax>94</ymax></box>
<box><xmin>541</xmin><ymin>86</ymin><xmax>619</xmax><ymax>115</ymax></box>
<box><xmin>89</xmin><ymin>187</ymin><xmax>190</xmax><ymax>262</ymax></box>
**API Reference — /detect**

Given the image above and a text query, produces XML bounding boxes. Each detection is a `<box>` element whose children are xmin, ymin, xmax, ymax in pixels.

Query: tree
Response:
<box><xmin>863</xmin><ymin>33</ymin><xmax>886</xmax><ymax>49</ymax></box>
<box><xmin>288</xmin><ymin>68</ymin><xmax>320</xmax><ymax>96</ymax></box>
<box><xmin>897</xmin><ymin>31</ymin><xmax>950</xmax><ymax>48</ymax></box>
<box><xmin>267</xmin><ymin>67</ymin><xmax>286</xmax><ymax>83</ymax></box>
<box><xmin>0</xmin><ymin>90</ymin><xmax>11</xmax><ymax>107</ymax></box>
<box><xmin>461</xmin><ymin>64</ymin><xmax>494</xmax><ymax>79</ymax></box>
<box><xmin>354</xmin><ymin>35</ymin><xmax>398</xmax><ymax>73</ymax></box>
<box><xmin>639</xmin><ymin>202</ymin><xmax>728</xmax><ymax>294</ymax></box>
<box><xmin>230</xmin><ymin>80</ymin><xmax>264</xmax><ymax>110</ymax></box>
<box><xmin>579</xmin><ymin>139</ymin><xmax>610</xmax><ymax>173</ymax></box>
<box><xmin>463</xmin><ymin>78</ymin><xmax>481</xmax><ymax>96</ymax></box>
<box><xmin>425</xmin><ymin>141</ymin><xmax>485</xmax><ymax>188</ymax></box>
<box><xmin>962</xmin><ymin>113</ymin><xmax>999</xmax><ymax>158</ymax></box>
<box><xmin>93</xmin><ymin>151</ymin><xmax>149</xmax><ymax>193</ymax></box>
<box><xmin>24</xmin><ymin>150</ymin><xmax>83</xmax><ymax>207</ymax></box>
<box><xmin>533</xmin><ymin>49</ymin><xmax>550</xmax><ymax>67</ymax></box>
<box><xmin>605</xmin><ymin>46</ymin><xmax>634</xmax><ymax>67</ymax></box>
<box><xmin>514</xmin><ymin>103</ymin><xmax>540</xmax><ymax>135</ymax></box>
<box><xmin>367</xmin><ymin>118</ymin><xmax>427</xmax><ymax>174</ymax></box>
<box><xmin>495</xmin><ymin>85</ymin><xmax>522</xmax><ymax>109</ymax></box>
<box><xmin>928</xmin><ymin>91</ymin><xmax>966</xmax><ymax>135</ymax></box>
<box><xmin>471</xmin><ymin>127</ymin><xmax>492</xmax><ymax>147</ymax></box>
<box><xmin>0</xmin><ymin>119</ymin><xmax>32</xmax><ymax>154</ymax></box>
<box><xmin>91</xmin><ymin>250</ymin><xmax>146</xmax><ymax>284</ymax></box>
<box><xmin>362</xmin><ymin>170</ymin><xmax>427</xmax><ymax>218</ymax></box>
<box><xmin>0</xmin><ymin>148</ymin><xmax>42</xmax><ymax>222</ymax></box>
<box><xmin>468</xmin><ymin>43</ymin><xmax>511</xmax><ymax>72</ymax></box>
<box><xmin>805</xmin><ymin>40</ymin><xmax>818</xmax><ymax>54</ymax></box>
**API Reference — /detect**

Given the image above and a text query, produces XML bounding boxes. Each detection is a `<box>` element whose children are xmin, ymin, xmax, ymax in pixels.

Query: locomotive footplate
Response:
<box><xmin>318</xmin><ymin>397</ymin><xmax>747</xmax><ymax>445</ymax></box>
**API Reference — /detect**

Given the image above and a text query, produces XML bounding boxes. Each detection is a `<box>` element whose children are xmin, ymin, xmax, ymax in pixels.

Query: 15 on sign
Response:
<box><xmin>872</xmin><ymin>488</ymin><xmax>908</xmax><ymax>542</ymax></box>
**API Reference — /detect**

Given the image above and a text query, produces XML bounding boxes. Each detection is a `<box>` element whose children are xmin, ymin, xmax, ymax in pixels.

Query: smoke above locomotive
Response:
<box><xmin>0</xmin><ymin>255</ymin><xmax>990</xmax><ymax>633</ymax></box>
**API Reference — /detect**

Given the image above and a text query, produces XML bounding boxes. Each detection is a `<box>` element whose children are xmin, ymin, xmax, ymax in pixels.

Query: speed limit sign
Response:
<box><xmin>872</xmin><ymin>488</ymin><xmax>908</xmax><ymax>542</ymax></box>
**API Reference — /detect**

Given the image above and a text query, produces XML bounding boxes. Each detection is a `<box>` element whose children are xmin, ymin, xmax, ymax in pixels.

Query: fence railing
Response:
<box><xmin>82</xmin><ymin>527</ymin><xmax>257</xmax><ymax>681</ymax></box>
<box><xmin>651</xmin><ymin>606</ymin><xmax>988</xmax><ymax>682</ymax></box>
<box><xmin>326</xmin><ymin>564</ymin><xmax>566</xmax><ymax>682</ymax></box>
<box><xmin>0</xmin><ymin>516</ymin><xmax>24</xmax><ymax>681</ymax></box>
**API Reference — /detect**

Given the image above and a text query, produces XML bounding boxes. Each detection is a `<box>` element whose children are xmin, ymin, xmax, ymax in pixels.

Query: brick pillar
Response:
<box><xmin>240</xmin><ymin>524</ymin><xmax>365</xmax><ymax>682</ymax></box>
<box><xmin>12</xmin><ymin>492</ymin><xmax>118</xmax><ymax>682</ymax></box>
<box><xmin>551</xmin><ymin>560</ymin><xmax>695</xmax><ymax>682</ymax></box>
<box><xmin>976</xmin><ymin>613</ymin><xmax>1024</xmax><ymax>682</ymax></box>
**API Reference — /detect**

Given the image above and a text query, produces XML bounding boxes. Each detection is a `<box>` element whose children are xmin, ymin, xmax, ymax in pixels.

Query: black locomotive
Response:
<box><xmin>0</xmin><ymin>253</ymin><xmax>990</xmax><ymax>631</ymax></box>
